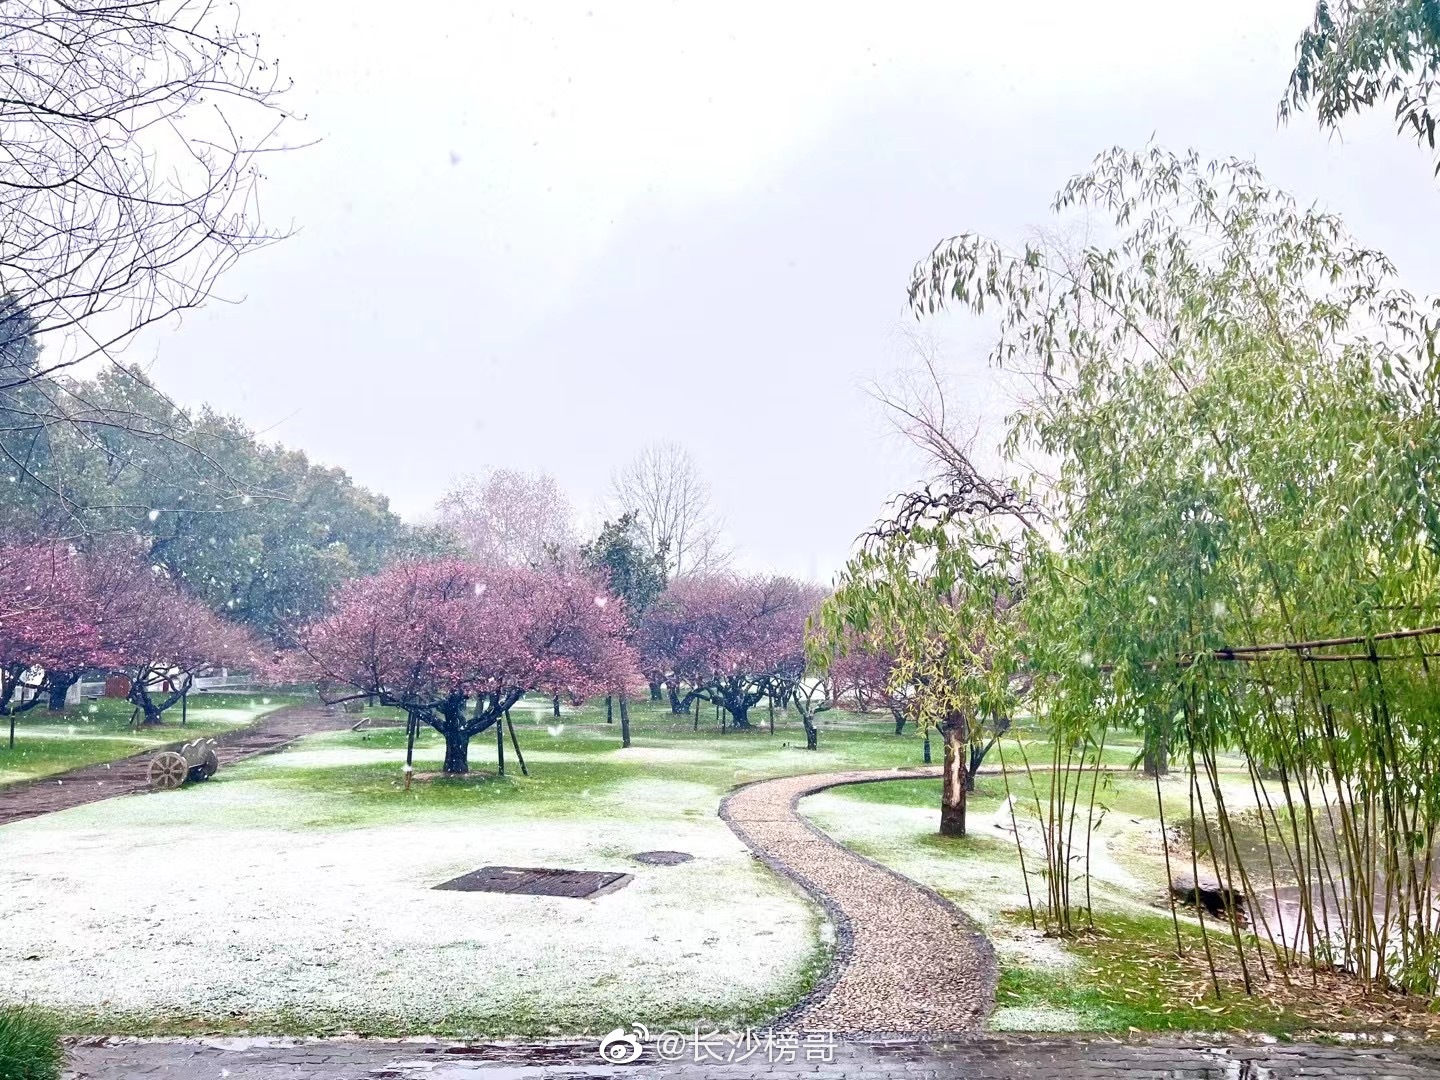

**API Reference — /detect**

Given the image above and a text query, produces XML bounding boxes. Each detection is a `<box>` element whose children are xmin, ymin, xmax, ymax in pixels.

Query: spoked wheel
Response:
<box><xmin>148</xmin><ymin>751</ymin><xmax>189</xmax><ymax>791</ymax></box>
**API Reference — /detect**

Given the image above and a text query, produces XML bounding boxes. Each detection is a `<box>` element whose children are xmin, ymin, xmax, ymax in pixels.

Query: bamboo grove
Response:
<box><xmin>820</xmin><ymin>147</ymin><xmax>1440</xmax><ymax>999</ymax></box>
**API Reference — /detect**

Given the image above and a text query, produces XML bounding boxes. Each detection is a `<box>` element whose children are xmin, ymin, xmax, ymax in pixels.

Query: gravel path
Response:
<box><xmin>720</xmin><ymin>767</ymin><xmax>996</xmax><ymax>1035</ymax></box>
<box><xmin>0</xmin><ymin>702</ymin><xmax>346</xmax><ymax>826</ymax></box>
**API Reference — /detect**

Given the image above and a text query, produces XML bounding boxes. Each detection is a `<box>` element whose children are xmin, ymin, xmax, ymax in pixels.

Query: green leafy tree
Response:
<box><xmin>581</xmin><ymin>512</ymin><xmax>668</xmax><ymax>736</ymax></box>
<box><xmin>1284</xmin><ymin>1</ymin><xmax>1440</xmax><ymax>173</ymax></box>
<box><xmin>905</xmin><ymin>143</ymin><xmax>1440</xmax><ymax>991</ymax></box>
<box><xmin>581</xmin><ymin>512</ymin><xmax>668</xmax><ymax>616</ymax></box>
<box><xmin>6</xmin><ymin>365</ymin><xmax>416</xmax><ymax>644</ymax></box>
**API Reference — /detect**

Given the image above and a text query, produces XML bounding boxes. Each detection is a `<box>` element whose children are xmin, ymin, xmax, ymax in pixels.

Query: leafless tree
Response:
<box><xmin>0</xmin><ymin>1</ymin><xmax>296</xmax><ymax>384</ymax></box>
<box><xmin>869</xmin><ymin>331</ymin><xmax>1046</xmax><ymax>545</ymax></box>
<box><xmin>436</xmin><ymin>468</ymin><xmax>577</xmax><ymax>568</ymax></box>
<box><xmin>0</xmin><ymin>1</ymin><xmax>297</xmax><ymax>523</ymax></box>
<box><xmin>611</xmin><ymin>442</ymin><xmax>727</xmax><ymax>578</ymax></box>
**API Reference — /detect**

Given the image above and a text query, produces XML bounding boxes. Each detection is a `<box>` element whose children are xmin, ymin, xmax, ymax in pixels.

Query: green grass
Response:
<box><xmin>0</xmin><ymin>1006</ymin><xmax>63</xmax><ymax>1080</ymax></box>
<box><xmin>0</xmin><ymin>693</ymin><xmax>304</xmax><ymax>786</ymax></box>
<box><xmin>232</xmin><ymin>697</ymin><xmax>943</xmax><ymax>830</ymax></box>
<box><xmin>992</xmin><ymin>911</ymin><xmax>1293</xmax><ymax>1032</ymax></box>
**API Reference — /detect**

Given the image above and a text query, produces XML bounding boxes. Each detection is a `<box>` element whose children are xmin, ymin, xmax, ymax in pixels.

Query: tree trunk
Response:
<box><xmin>939</xmin><ymin>714</ymin><xmax>968</xmax><ymax>837</ymax></box>
<box><xmin>606</xmin><ymin>695</ymin><xmax>613</xmax><ymax>723</ymax></box>
<box><xmin>442</xmin><ymin>728</ymin><xmax>470</xmax><ymax>774</ymax></box>
<box><xmin>48</xmin><ymin>673</ymin><xmax>79</xmax><ymax>712</ymax></box>
<box><xmin>0</xmin><ymin>666</ymin><xmax>19</xmax><ymax>715</ymax></box>
<box><xmin>648</xmin><ymin>677</ymin><xmax>662</xmax><ymax>703</ymax></box>
<box><xmin>729</xmin><ymin>703</ymin><xmax>751</xmax><ymax>729</ymax></box>
<box><xmin>923</xmin><ymin>729</ymin><xmax>932</xmax><ymax>764</ymax></box>
<box><xmin>131</xmin><ymin>688</ymin><xmax>164</xmax><ymax>726</ymax></box>
<box><xmin>894</xmin><ymin>712</ymin><xmax>906</xmax><ymax>736</ymax></box>
<box><xmin>803</xmin><ymin>715</ymin><xmax>818</xmax><ymax>750</ymax></box>
<box><xmin>668</xmin><ymin>683</ymin><xmax>684</xmax><ymax>715</ymax></box>
<box><xmin>1143</xmin><ymin>739</ymin><xmax>1169</xmax><ymax>777</ymax></box>
<box><xmin>552</xmin><ymin>694</ymin><xmax>561</xmax><ymax>718</ymax></box>
<box><xmin>619</xmin><ymin>694</ymin><xmax>631</xmax><ymax>748</ymax></box>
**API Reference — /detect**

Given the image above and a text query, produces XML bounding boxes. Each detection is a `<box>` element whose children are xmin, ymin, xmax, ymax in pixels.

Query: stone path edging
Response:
<box><xmin>719</xmin><ymin>766</ymin><xmax>997</xmax><ymax>1035</ymax></box>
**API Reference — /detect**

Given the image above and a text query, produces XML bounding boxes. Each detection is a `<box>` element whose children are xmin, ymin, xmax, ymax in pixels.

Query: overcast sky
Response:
<box><xmin>140</xmin><ymin>1</ymin><xmax>1440</xmax><ymax>581</ymax></box>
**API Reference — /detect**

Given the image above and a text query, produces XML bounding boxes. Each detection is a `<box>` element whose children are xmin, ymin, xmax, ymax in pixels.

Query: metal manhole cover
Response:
<box><xmin>632</xmin><ymin>850</ymin><xmax>693</xmax><ymax>866</ymax></box>
<box><xmin>433</xmin><ymin>866</ymin><xmax>631</xmax><ymax>898</ymax></box>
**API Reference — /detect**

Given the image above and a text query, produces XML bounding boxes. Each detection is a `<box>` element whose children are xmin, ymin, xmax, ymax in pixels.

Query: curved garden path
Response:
<box><xmin>0</xmin><ymin>703</ymin><xmax>347</xmax><ymax>827</ymax></box>
<box><xmin>720</xmin><ymin>766</ymin><xmax>997</xmax><ymax>1035</ymax></box>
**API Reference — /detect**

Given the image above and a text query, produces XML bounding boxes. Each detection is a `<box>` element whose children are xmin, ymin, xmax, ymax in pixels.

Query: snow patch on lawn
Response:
<box><xmin>0</xmin><ymin>775</ymin><xmax>818</xmax><ymax>1030</ymax></box>
<box><xmin>989</xmin><ymin>1005</ymin><xmax>1089</xmax><ymax>1031</ymax></box>
<box><xmin>259</xmin><ymin>747</ymin><xmax>409</xmax><ymax>770</ymax></box>
<box><xmin>606</xmin><ymin>746</ymin><xmax>723</xmax><ymax>765</ymax></box>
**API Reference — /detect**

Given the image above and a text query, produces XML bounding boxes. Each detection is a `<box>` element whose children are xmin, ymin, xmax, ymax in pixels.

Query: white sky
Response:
<box><xmin>141</xmin><ymin>0</ymin><xmax>1440</xmax><ymax>581</ymax></box>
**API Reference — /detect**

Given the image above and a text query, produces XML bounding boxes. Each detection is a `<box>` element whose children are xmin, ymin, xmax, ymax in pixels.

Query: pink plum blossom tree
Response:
<box><xmin>300</xmin><ymin>559</ymin><xmax>638</xmax><ymax>773</ymax></box>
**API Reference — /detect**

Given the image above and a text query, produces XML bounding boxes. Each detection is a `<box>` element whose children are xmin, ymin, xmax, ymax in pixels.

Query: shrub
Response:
<box><xmin>0</xmin><ymin>1006</ymin><xmax>63</xmax><ymax>1080</ymax></box>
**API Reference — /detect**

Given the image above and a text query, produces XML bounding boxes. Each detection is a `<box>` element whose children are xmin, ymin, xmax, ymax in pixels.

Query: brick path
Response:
<box><xmin>0</xmin><ymin>703</ymin><xmax>346</xmax><ymax>826</ymax></box>
<box><xmin>720</xmin><ymin>767</ymin><xmax>996</xmax><ymax>1034</ymax></box>
<box><xmin>62</xmin><ymin>1034</ymin><xmax>1440</xmax><ymax>1078</ymax></box>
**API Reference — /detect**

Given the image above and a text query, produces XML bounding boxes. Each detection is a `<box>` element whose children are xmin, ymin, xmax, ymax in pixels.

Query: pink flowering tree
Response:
<box><xmin>300</xmin><ymin>559</ymin><xmax>638</xmax><ymax>774</ymax></box>
<box><xmin>828</xmin><ymin>634</ymin><xmax>925</xmax><ymax>733</ymax></box>
<box><xmin>655</xmin><ymin>574</ymin><xmax>822</xmax><ymax>729</ymax></box>
<box><xmin>28</xmin><ymin>541</ymin><xmax>147</xmax><ymax>710</ymax></box>
<box><xmin>0</xmin><ymin>544</ymin><xmax>101</xmax><ymax>724</ymax></box>
<box><xmin>110</xmin><ymin>575</ymin><xmax>259</xmax><ymax>725</ymax></box>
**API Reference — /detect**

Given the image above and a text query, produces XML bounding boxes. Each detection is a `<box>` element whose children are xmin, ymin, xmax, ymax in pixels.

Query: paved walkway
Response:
<box><xmin>62</xmin><ymin>1034</ymin><xmax>1440</xmax><ymax>1078</ymax></box>
<box><xmin>0</xmin><ymin>703</ymin><xmax>346</xmax><ymax>826</ymax></box>
<box><xmin>720</xmin><ymin>767</ymin><xmax>996</xmax><ymax>1034</ymax></box>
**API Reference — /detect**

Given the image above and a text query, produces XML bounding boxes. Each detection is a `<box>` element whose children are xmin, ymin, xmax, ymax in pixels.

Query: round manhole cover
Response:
<box><xmin>632</xmin><ymin>850</ymin><xmax>693</xmax><ymax>866</ymax></box>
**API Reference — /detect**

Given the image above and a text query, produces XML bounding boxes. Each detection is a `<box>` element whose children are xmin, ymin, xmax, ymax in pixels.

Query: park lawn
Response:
<box><xmin>0</xmin><ymin>693</ymin><xmax>304</xmax><ymax>786</ymax></box>
<box><xmin>0</xmin><ymin>696</ymin><xmax>932</xmax><ymax>1039</ymax></box>
<box><xmin>801</xmin><ymin>771</ymin><xmax>1434</xmax><ymax>1036</ymax></box>
<box><xmin>0</xmin><ymin>694</ymin><xmax>1315</xmax><ymax>1039</ymax></box>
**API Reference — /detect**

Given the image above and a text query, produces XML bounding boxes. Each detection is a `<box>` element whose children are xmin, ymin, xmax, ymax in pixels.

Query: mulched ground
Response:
<box><xmin>0</xmin><ymin>703</ymin><xmax>347</xmax><ymax>827</ymax></box>
<box><xmin>720</xmin><ymin>767</ymin><xmax>997</xmax><ymax>1034</ymax></box>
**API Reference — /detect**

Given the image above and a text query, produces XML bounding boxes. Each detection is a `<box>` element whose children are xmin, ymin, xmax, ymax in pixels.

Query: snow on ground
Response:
<box><xmin>987</xmin><ymin>1005</ymin><xmax>1087</xmax><ymax>1031</ymax></box>
<box><xmin>258</xmin><ymin>742</ymin><xmax>729</xmax><ymax>772</ymax></box>
<box><xmin>0</xmin><ymin>766</ymin><xmax>819</xmax><ymax>1031</ymax></box>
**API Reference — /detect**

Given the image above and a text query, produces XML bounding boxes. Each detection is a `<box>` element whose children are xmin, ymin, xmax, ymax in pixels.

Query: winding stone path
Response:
<box><xmin>0</xmin><ymin>702</ymin><xmax>346</xmax><ymax>827</ymax></box>
<box><xmin>720</xmin><ymin>766</ymin><xmax>996</xmax><ymax>1035</ymax></box>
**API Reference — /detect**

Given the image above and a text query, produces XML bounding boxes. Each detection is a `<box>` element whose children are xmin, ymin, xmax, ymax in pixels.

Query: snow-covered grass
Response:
<box><xmin>0</xmin><ymin>694</ymin><xmax>302</xmax><ymax>786</ymax></box>
<box><xmin>0</xmin><ymin>775</ymin><xmax>823</xmax><ymax>1037</ymax></box>
<box><xmin>9</xmin><ymin>695</ymin><xmax>1233</xmax><ymax>1038</ymax></box>
<box><xmin>5</xmin><ymin>699</ymin><xmax>951</xmax><ymax>1037</ymax></box>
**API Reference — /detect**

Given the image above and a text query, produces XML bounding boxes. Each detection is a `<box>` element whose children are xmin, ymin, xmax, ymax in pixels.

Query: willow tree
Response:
<box><xmin>908</xmin><ymin>145</ymin><xmax>1440</xmax><ymax>993</ymax></box>
<box><xmin>1283</xmin><ymin>0</ymin><xmax>1440</xmax><ymax>174</ymax></box>
<box><xmin>814</xmin><ymin>423</ymin><xmax>1032</xmax><ymax>837</ymax></box>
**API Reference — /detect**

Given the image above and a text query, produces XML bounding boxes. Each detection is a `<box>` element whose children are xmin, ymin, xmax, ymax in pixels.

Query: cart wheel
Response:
<box><xmin>148</xmin><ymin>752</ymin><xmax>188</xmax><ymax>791</ymax></box>
<box><xmin>190</xmin><ymin>747</ymin><xmax>219</xmax><ymax>782</ymax></box>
